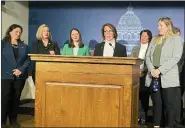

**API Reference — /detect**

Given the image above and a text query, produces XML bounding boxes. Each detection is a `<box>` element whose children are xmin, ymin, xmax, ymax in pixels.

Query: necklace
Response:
<box><xmin>12</xmin><ymin>44</ymin><xmax>18</xmax><ymax>48</ymax></box>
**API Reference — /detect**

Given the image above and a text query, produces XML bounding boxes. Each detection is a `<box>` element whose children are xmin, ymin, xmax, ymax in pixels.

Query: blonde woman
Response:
<box><xmin>145</xmin><ymin>17</ymin><xmax>183</xmax><ymax>127</ymax></box>
<box><xmin>32</xmin><ymin>24</ymin><xmax>60</xmax><ymax>55</ymax></box>
<box><xmin>31</xmin><ymin>24</ymin><xmax>60</xmax><ymax>82</ymax></box>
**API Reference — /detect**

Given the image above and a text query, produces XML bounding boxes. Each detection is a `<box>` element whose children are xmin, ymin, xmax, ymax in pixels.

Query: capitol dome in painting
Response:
<box><xmin>116</xmin><ymin>5</ymin><xmax>143</xmax><ymax>55</ymax></box>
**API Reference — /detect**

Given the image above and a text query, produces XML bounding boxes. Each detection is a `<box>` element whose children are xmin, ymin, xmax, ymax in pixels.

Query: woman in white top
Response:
<box><xmin>130</xmin><ymin>29</ymin><xmax>153</xmax><ymax>125</ymax></box>
<box><xmin>94</xmin><ymin>23</ymin><xmax>127</xmax><ymax>57</ymax></box>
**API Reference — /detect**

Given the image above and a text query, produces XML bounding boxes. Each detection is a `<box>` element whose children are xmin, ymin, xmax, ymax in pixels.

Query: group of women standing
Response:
<box><xmin>1</xmin><ymin>16</ymin><xmax>184</xmax><ymax>128</ymax></box>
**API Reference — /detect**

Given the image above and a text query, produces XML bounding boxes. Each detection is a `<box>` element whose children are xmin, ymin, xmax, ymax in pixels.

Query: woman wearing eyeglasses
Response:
<box><xmin>94</xmin><ymin>23</ymin><xmax>127</xmax><ymax>57</ymax></box>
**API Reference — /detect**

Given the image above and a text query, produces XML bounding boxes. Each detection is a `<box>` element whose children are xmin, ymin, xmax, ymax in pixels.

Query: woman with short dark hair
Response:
<box><xmin>130</xmin><ymin>29</ymin><xmax>153</xmax><ymax>125</ymax></box>
<box><xmin>94</xmin><ymin>23</ymin><xmax>127</xmax><ymax>57</ymax></box>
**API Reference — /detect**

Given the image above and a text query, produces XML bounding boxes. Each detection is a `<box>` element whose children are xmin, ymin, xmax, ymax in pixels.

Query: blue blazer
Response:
<box><xmin>1</xmin><ymin>40</ymin><xmax>31</xmax><ymax>79</ymax></box>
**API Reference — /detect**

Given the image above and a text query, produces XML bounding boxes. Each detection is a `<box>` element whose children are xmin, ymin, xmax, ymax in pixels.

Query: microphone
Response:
<box><xmin>109</xmin><ymin>43</ymin><xmax>115</xmax><ymax>51</ymax></box>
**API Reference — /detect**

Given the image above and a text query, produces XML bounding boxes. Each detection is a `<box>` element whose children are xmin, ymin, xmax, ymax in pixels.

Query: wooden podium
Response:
<box><xmin>29</xmin><ymin>54</ymin><xmax>141</xmax><ymax>127</ymax></box>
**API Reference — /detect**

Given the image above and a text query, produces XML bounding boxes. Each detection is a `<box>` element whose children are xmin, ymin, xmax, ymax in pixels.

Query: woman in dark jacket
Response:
<box><xmin>31</xmin><ymin>24</ymin><xmax>60</xmax><ymax>83</ymax></box>
<box><xmin>1</xmin><ymin>24</ymin><xmax>30</xmax><ymax>128</ymax></box>
<box><xmin>94</xmin><ymin>23</ymin><xmax>127</xmax><ymax>57</ymax></box>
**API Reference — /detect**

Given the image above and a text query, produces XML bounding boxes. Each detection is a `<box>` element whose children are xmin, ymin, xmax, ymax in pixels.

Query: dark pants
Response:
<box><xmin>138</xmin><ymin>76</ymin><xmax>150</xmax><ymax>122</ymax></box>
<box><xmin>180</xmin><ymin>70</ymin><xmax>185</xmax><ymax>119</ymax></box>
<box><xmin>175</xmin><ymin>70</ymin><xmax>185</xmax><ymax>124</ymax></box>
<box><xmin>1</xmin><ymin>79</ymin><xmax>25</xmax><ymax>125</ymax></box>
<box><xmin>150</xmin><ymin>77</ymin><xmax>181</xmax><ymax>127</ymax></box>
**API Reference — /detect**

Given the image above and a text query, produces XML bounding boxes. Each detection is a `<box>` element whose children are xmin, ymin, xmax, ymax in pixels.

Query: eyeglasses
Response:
<box><xmin>104</xmin><ymin>30</ymin><xmax>113</xmax><ymax>33</ymax></box>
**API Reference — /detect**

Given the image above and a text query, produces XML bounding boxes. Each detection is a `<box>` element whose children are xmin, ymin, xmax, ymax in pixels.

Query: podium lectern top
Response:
<box><xmin>29</xmin><ymin>54</ymin><xmax>142</xmax><ymax>65</ymax></box>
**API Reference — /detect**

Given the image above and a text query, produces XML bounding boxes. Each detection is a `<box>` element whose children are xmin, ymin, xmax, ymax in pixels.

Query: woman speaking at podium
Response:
<box><xmin>61</xmin><ymin>28</ymin><xmax>89</xmax><ymax>56</ymax></box>
<box><xmin>94</xmin><ymin>23</ymin><xmax>127</xmax><ymax>57</ymax></box>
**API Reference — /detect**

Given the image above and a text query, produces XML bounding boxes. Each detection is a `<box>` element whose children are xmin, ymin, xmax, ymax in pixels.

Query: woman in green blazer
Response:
<box><xmin>61</xmin><ymin>28</ymin><xmax>90</xmax><ymax>56</ymax></box>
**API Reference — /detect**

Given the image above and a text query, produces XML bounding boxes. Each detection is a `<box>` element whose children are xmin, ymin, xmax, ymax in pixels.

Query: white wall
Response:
<box><xmin>2</xmin><ymin>1</ymin><xmax>28</xmax><ymax>44</ymax></box>
<box><xmin>2</xmin><ymin>1</ymin><xmax>35</xmax><ymax>100</ymax></box>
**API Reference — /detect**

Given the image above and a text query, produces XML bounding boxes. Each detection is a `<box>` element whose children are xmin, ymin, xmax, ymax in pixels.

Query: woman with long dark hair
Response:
<box><xmin>61</xmin><ymin>28</ymin><xmax>89</xmax><ymax>56</ymax></box>
<box><xmin>1</xmin><ymin>24</ymin><xmax>30</xmax><ymax>128</ymax></box>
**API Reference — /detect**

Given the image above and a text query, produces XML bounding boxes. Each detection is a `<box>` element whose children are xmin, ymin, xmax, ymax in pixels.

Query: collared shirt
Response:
<box><xmin>73</xmin><ymin>47</ymin><xmax>79</xmax><ymax>56</ymax></box>
<box><xmin>139</xmin><ymin>43</ymin><xmax>148</xmax><ymax>59</ymax></box>
<box><xmin>139</xmin><ymin>43</ymin><xmax>148</xmax><ymax>69</ymax></box>
<box><xmin>103</xmin><ymin>40</ymin><xmax>116</xmax><ymax>57</ymax></box>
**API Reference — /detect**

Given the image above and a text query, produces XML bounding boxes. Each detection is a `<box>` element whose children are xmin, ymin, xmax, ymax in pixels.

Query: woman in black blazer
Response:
<box><xmin>1</xmin><ymin>24</ymin><xmax>30</xmax><ymax>128</ymax></box>
<box><xmin>31</xmin><ymin>24</ymin><xmax>60</xmax><ymax>55</ymax></box>
<box><xmin>94</xmin><ymin>23</ymin><xmax>127</xmax><ymax>57</ymax></box>
<box><xmin>31</xmin><ymin>24</ymin><xmax>60</xmax><ymax>83</ymax></box>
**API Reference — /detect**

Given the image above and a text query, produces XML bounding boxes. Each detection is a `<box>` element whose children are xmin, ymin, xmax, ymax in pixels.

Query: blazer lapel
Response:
<box><xmin>99</xmin><ymin>42</ymin><xmax>105</xmax><ymax>56</ymax></box>
<box><xmin>161</xmin><ymin>37</ymin><xmax>172</xmax><ymax>57</ymax></box>
<box><xmin>113</xmin><ymin>43</ymin><xmax>117</xmax><ymax>57</ymax></box>
<box><xmin>150</xmin><ymin>43</ymin><xmax>157</xmax><ymax>57</ymax></box>
<box><xmin>77</xmin><ymin>47</ymin><xmax>83</xmax><ymax>56</ymax></box>
<box><xmin>2</xmin><ymin>41</ymin><xmax>17</xmax><ymax>67</ymax></box>
<box><xmin>69</xmin><ymin>47</ymin><xmax>73</xmax><ymax>55</ymax></box>
<box><xmin>16</xmin><ymin>42</ymin><xmax>24</xmax><ymax>64</ymax></box>
<box><xmin>133</xmin><ymin>45</ymin><xmax>141</xmax><ymax>58</ymax></box>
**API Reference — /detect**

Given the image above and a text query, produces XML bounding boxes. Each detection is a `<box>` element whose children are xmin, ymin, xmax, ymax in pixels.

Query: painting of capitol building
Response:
<box><xmin>29</xmin><ymin>2</ymin><xmax>184</xmax><ymax>56</ymax></box>
<box><xmin>88</xmin><ymin>5</ymin><xmax>144</xmax><ymax>56</ymax></box>
<box><xmin>116</xmin><ymin>5</ymin><xmax>143</xmax><ymax>55</ymax></box>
